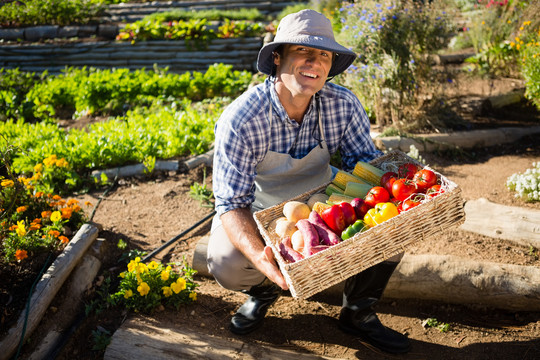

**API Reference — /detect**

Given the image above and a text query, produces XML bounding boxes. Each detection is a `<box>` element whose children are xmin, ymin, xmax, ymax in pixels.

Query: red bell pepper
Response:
<box><xmin>320</xmin><ymin>204</ymin><xmax>346</xmax><ymax>234</ymax></box>
<box><xmin>338</xmin><ymin>202</ymin><xmax>357</xmax><ymax>227</ymax></box>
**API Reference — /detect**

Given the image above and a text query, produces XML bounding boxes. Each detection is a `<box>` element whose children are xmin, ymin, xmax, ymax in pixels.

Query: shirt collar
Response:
<box><xmin>267</xmin><ymin>79</ymin><xmax>317</xmax><ymax>127</ymax></box>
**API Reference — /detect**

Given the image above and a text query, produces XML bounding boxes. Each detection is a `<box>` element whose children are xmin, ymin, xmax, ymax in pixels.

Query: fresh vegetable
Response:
<box><xmin>290</xmin><ymin>230</ymin><xmax>304</xmax><ymax>253</ymax></box>
<box><xmin>398</xmin><ymin>163</ymin><xmax>419</xmax><ymax>179</ymax></box>
<box><xmin>273</xmin><ymin>218</ymin><xmax>297</xmax><ymax>238</ymax></box>
<box><xmin>338</xmin><ymin>201</ymin><xmax>357</xmax><ymax>227</ymax></box>
<box><xmin>426</xmin><ymin>184</ymin><xmax>445</xmax><ymax>198</ymax></box>
<box><xmin>307</xmin><ymin>193</ymin><xmax>329</xmax><ymax>209</ymax></box>
<box><xmin>328</xmin><ymin>193</ymin><xmax>356</xmax><ymax>204</ymax></box>
<box><xmin>413</xmin><ymin>169</ymin><xmax>438</xmax><ymax>192</ymax></box>
<box><xmin>308</xmin><ymin>210</ymin><xmax>341</xmax><ymax>246</ymax></box>
<box><xmin>364</xmin><ymin>186</ymin><xmax>390</xmax><ymax>207</ymax></box>
<box><xmin>400</xmin><ymin>196</ymin><xmax>423</xmax><ymax>212</ymax></box>
<box><xmin>364</xmin><ymin>202</ymin><xmax>399</xmax><ymax>228</ymax></box>
<box><xmin>344</xmin><ymin>181</ymin><xmax>373</xmax><ymax>198</ymax></box>
<box><xmin>391</xmin><ymin>178</ymin><xmax>418</xmax><ymax>201</ymax></box>
<box><xmin>312</xmin><ymin>201</ymin><xmax>331</xmax><ymax>215</ymax></box>
<box><xmin>333</xmin><ymin>170</ymin><xmax>370</xmax><ymax>190</ymax></box>
<box><xmin>341</xmin><ymin>219</ymin><xmax>367</xmax><ymax>240</ymax></box>
<box><xmin>295</xmin><ymin>219</ymin><xmax>323</xmax><ymax>257</ymax></box>
<box><xmin>320</xmin><ymin>204</ymin><xmax>347</xmax><ymax>234</ymax></box>
<box><xmin>350</xmin><ymin>197</ymin><xmax>372</xmax><ymax>219</ymax></box>
<box><xmin>283</xmin><ymin>201</ymin><xmax>311</xmax><ymax>222</ymax></box>
<box><xmin>279</xmin><ymin>237</ymin><xmax>304</xmax><ymax>263</ymax></box>
<box><xmin>352</xmin><ymin>161</ymin><xmax>385</xmax><ymax>185</ymax></box>
<box><xmin>380</xmin><ymin>171</ymin><xmax>398</xmax><ymax>194</ymax></box>
<box><xmin>325</xmin><ymin>183</ymin><xmax>344</xmax><ymax>196</ymax></box>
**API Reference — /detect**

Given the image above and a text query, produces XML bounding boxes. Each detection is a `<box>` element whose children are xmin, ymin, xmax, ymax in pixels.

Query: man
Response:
<box><xmin>207</xmin><ymin>9</ymin><xmax>410</xmax><ymax>354</ymax></box>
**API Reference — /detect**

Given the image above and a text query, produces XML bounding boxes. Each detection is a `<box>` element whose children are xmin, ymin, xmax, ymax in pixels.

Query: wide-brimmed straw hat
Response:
<box><xmin>257</xmin><ymin>9</ymin><xmax>357</xmax><ymax>78</ymax></box>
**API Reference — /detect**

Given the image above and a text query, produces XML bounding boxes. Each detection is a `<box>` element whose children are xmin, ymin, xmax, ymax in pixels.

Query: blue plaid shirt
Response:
<box><xmin>213</xmin><ymin>78</ymin><xmax>382</xmax><ymax>216</ymax></box>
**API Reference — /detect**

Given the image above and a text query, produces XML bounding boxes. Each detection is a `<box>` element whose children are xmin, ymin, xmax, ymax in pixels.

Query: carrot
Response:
<box><xmin>279</xmin><ymin>237</ymin><xmax>304</xmax><ymax>263</ymax></box>
<box><xmin>308</xmin><ymin>210</ymin><xmax>341</xmax><ymax>246</ymax></box>
<box><xmin>296</xmin><ymin>219</ymin><xmax>323</xmax><ymax>257</ymax></box>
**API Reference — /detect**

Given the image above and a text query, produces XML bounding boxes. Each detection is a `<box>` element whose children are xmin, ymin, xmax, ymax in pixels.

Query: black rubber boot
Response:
<box><xmin>339</xmin><ymin>261</ymin><xmax>411</xmax><ymax>354</ymax></box>
<box><xmin>230</xmin><ymin>278</ymin><xmax>282</xmax><ymax>335</ymax></box>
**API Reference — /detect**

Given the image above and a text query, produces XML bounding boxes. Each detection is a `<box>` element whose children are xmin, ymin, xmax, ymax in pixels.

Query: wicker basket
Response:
<box><xmin>253</xmin><ymin>150</ymin><xmax>466</xmax><ymax>299</ymax></box>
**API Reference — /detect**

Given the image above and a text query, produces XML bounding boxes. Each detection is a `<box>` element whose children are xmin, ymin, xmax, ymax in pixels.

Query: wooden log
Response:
<box><xmin>104</xmin><ymin>318</ymin><xmax>337</xmax><ymax>360</ymax></box>
<box><xmin>482</xmin><ymin>89</ymin><xmax>525</xmax><ymax>110</ymax></box>
<box><xmin>0</xmin><ymin>223</ymin><xmax>101</xmax><ymax>360</ymax></box>
<box><xmin>460</xmin><ymin>198</ymin><xmax>540</xmax><ymax>248</ymax></box>
<box><xmin>385</xmin><ymin>254</ymin><xmax>540</xmax><ymax>311</ymax></box>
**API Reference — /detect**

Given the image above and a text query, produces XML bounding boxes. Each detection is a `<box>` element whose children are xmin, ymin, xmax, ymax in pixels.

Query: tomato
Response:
<box><xmin>380</xmin><ymin>171</ymin><xmax>398</xmax><ymax>194</ymax></box>
<box><xmin>426</xmin><ymin>184</ymin><xmax>445</xmax><ymax>198</ymax></box>
<box><xmin>401</xmin><ymin>197</ymin><xmax>422</xmax><ymax>212</ymax></box>
<box><xmin>338</xmin><ymin>202</ymin><xmax>357</xmax><ymax>227</ymax></box>
<box><xmin>413</xmin><ymin>169</ymin><xmax>438</xmax><ymax>192</ymax></box>
<box><xmin>364</xmin><ymin>186</ymin><xmax>390</xmax><ymax>208</ymax></box>
<box><xmin>350</xmin><ymin>197</ymin><xmax>372</xmax><ymax>219</ymax></box>
<box><xmin>398</xmin><ymin>163</ymin><xmax>419</xmax><ymax>179</ymax></box>
<box><xmin>391</xmin><ymin>178</ymin><xmax>417</xmax><ymax>201</ymax></box>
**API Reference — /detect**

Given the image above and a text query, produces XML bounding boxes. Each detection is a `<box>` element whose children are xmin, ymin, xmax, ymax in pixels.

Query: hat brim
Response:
<box><xmin>257</xmin><ymin>39</ymin><xmax>357</xmax><ymax>78</ymax></box>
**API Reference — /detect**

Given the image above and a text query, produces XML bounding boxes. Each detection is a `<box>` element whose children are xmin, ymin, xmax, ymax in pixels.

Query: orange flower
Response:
<box><xmin>9</xmin><ymin>224</ymin><xmax>17</xmax><ymax>231</ymax></box>
<box><xmin>48</xmin><ymin>230</ymin><xmax>60</xmax><ymax>238</ymax></box>
<box><xmin>61</xmin><ymin>207</ymin><xmax>73</xmax><ymax>219</ymax></box>
<box><xmin>84</xmin><ymin>201</ymin><xmax>93</xmax><ymax>207</ymax></box>
<box><xmin>15</xmin><ymin>249</ymin><xmax>28</xmax><ymax>261</ymax></box>
<box><xmin>28</xmin><ymin>223</ymin><xmax>41</xmax><ymax>231</ymax></box>
<box><xmin>57</xmin><ymin>200</ymin><xmax>66</xmax><ymax>207</ymax></box>
<box><xmin>52</xmin><ymin>195</ymin><xmax>62</xmax><ymax>201</ymax></box>
<box><xmin>35</xmin><ymin>191</ymin><xmax>44</xmax><ymax>198</ymax></box>
<box><xmin>67</xmin><ymin>199</ymin><xmax>79</xmax><ymax>206</ymax></box>
<box><xmin>33</xmin><ymin>218</ymin><xmax>41</xmax><ymax>224</ymax></box>
<box><xmin>58</xmin><ymin>235</ymin><xmax>69</xmax><ymax>244</ymax></box>
<box><xmin>71</xmin><ymin>204</ymin><xmax>81</xmax><ymax>212</ymax></box>
<box><xmin>16</xmin><ymin>206</ymin><xmax>28</xmax><ymax>213</ymax></box>
<box><xmin>41</xmin><ymin>210</ymin><xmax>52</xmax><ymax>218</ymax></box>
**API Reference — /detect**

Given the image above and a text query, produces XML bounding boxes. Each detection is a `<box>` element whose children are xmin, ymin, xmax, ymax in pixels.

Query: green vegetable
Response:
<box><xmin>341</xmin><ymin>219</ymin><xmax>367</xmax><ymax>240</ymax></box>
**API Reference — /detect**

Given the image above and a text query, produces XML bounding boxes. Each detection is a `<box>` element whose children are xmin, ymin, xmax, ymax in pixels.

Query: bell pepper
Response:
<box><xmin>338</xmin><ymin>201</ymin><xmax>357</xmax><ymax>227</ymax></box>
<box><xmin>321</xmin><ymin>204</ymin><xmax>346</xmax><ymax>234</ymax></box>
<box><xmin>363</xmin><ymin>202</ymin><xmax>399</xmax><ymax>228</ymax></box>
<box><xmin>341</xmin><ymin>219</ymin><xmax>367</xmax><ymax>240</ymax></box>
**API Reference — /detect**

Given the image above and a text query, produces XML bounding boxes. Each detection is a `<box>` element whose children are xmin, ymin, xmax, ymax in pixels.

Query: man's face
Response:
<box><xmin>274</xmin><ymin>44</ymin><xmax>333</xmax><ymax>98</ymax></box>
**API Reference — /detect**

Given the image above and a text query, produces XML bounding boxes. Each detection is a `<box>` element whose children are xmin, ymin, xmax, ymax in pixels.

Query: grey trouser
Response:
<box><xmin>206</xmin><ymin>216</ymin><xmax>266</xmax><ymax>292</ymax></box>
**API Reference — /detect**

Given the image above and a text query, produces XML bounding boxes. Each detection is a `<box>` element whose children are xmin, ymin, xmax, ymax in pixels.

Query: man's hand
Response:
<box><xmin>221</xmin><ymin>208</ymin><xmax>288</xmax><ymax>290</ymax></box>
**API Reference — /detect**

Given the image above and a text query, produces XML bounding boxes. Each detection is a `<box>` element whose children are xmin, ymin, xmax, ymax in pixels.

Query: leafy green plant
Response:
<box><xmin>506</xmin><ymin>161</ymin><xmax>540</xmax><ymax>202</ymax></box>
<box><xmin>91</xmin><ymin>327</ymin><xmax>111</xmax><ymax>351</ymax></box>
<box><xmin>144</xmin><ymin>8</ymin><xmax>264</xmax><ymax>22</ymax></box>
<box><xmin>336</xmin><ymin>0</ymin><xmax>454</xmax><ymax>129</ymax></box>
<box><xmin>422</xmin><ymin>318</ymin><xmax>451</xmax><ymax>332</ymax></box>
<box><xmin>512</xmin><ymin>21</ymin><xmax>540</xmax><ymax>109</ymax></box>
<box><xmin>189</xmin><ymin>168</ymin><xmax>214</xmax><ymax>208</ymax></box>
<box><xmin>109</xmin><ymin>257</ymin><xmax>198</xmax><ymax>313</ymax></box>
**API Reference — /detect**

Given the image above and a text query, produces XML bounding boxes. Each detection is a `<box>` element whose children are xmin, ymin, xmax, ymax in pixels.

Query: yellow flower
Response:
<box><xmin>136</xmin><ymin>263</ymin><xmax>148</xmax><ymax>274</ymax></box>
<box><xmin>148</xmin><ymin>261</ymin><xmax>159</xmax><ymax>270</ymax></box>
<box><xmin>15</xmin><ymin>249</ymin><xmax>28</xmax><ymax>261</ymax></box>
<box><xmin>16</xmin><ymin>221</ymin><xmax>26</xmax><ymax>237</ymax></box>
<box><xmin>124</xmin><ymin>289</ymin><xmax>133</xmax><ymax>299</ymax></box>
<box><xmin>171</xmin><ymin>278</ymin><xmax>186</xmax><ymax>294</ymax></box>
<box><xmin>137</xmin><ymin>282</ymin><xmax>150</xmax><ymax>296</ymax></box>
<box><xmin>16</xmin><ymin>206</ymin><xmax>27</xmax><ymax>213</ymax></box>
<box><xmin>120</xmin><ymin>272</ymin><xmax>126</xmax><ymax>278</ymax></box>
<box><xmin>34</xmin><ymin>163</ymin><xmax>43</xmax><ymax>173</ymax></box>
<box><xmin>161</xmin><ymin>270</ymin><xmax>170</xmax><ymax>281</ymax></box>
<box><xmin>50</xmin><ymin>211</ymin><xmax>62</xmax><ymax>222</ymax></box>
<box><xmin>43</xmin><ymin>155</ymin><xmax>58</xmax><ymax>167</ymax></box>
<box><xmin>127</xmin><ymin>260</ymin><xmax>137</xmax><ymax>272</ymax></box>
<box><xmin>1</xmin><ymin>179</ymin><xmax>14</xmax><ymax>187</ymax></box>
<box><xmin>189</xmin><ymin>292</ymin><xmax>197</xmax><ymax>301</ymax></box>
<box><xmin>84</xmin><ymin>201</ymin><xmax>93</xmax><ymax>207</ymax></box>
<box><xmin>56</xmin><ymin>158</ymin><xmax>69</xmax><ymax>168</ymax></box>
<box><xmin>162</xmin><ymin>286</ymin><xmax>173</xmax><ymax>297</ymax></box>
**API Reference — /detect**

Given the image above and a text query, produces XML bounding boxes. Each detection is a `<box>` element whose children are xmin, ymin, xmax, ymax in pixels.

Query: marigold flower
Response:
<box><xmin>59</xmin><ymin>235</ymin><xmax>69</xmax><ymax>244</ymax></box>
<box><xmin>189</xmin><ymin>292</ymin><xmax>197</xmax><ymax>301</ymax></box>
<box><xmin>16</xmin><ymin>206</ymin><xmax>28</xmax><ymax>213</ymax></box>
<box><xmin>57</xmin><ymin>200</ymin><xmax>66</xmax><ymax>207</ymax></box>
<box><xmin>52</xmin><ymin>195</ymin><xmax>62</xmax><ymax>201</ymax></box>
<box><xmin>171</xmin><ymin>278</ymin><xmax>186</xmax><ymax>294</ymax></box>
<box><xmin>9</xmin><ymin>224</ymin><xmax>17</xmax><ymax>231</ymax></box>
<box><xmin>137</xmin><ymin>282</ymin><xmax>150</xmax><ymax>296</ymax></box>
<box><xmin>29</xmin><ymin>223</ymin><xmax>41</xmax><ymax>231</ymax></box>
<box><xmin>34</xmin><ymin>163</ymin><xmax>43</xmax><ymax>173</ymax></box>
<box><xmin>120</xmin><ymin>272</ymin><xmax>126</xmax><ymax>278</ymax></box>
<box><xmin>48</xmin><ymin>230</ymin><xmax>60</xmax><ymax>238</ymax></box>
<box><xmin>124</xmin><ymin>289</ymin><xmax>133</xmax><ymax>299</ymax></box>
<box><xmin>50</xmin><ymin>211</ymin><xmax>62</xmax><ymax>222</ymax></box>
<box><xmin>67</xmin><ymin>199</ymin><xmax>79</xmax><ymax>206</ymax></box>
<box><xmin>56</xmin><ymin>158</ymin><xmax>69</xmax><ymax>168</ymax></box>
<box><xmin>42</xmin><ymin>210</ymin><xmax>52</xmax><ymax>218</ymax></box>
<box><xmin>35</xmin><ymin>191</ymin><xmax>44</xmax><ymax>198</ymax></box>
<box><xmin>72</xmin><ymin>204</ymin><xmax>81</xmax><ymax>212</ymax></box>
<box><xmin>162</xmin><ymin>286</ymin><xmax>173</xmax><ymax>297</ymax></box>
<box><xmin>16</xmin><ymin>221</ymin><xmax>26</xmax><ymax>237</ymax></box>
<box><xmin>15</xmin><ymin>249</ymin><xmax>28</xmax><ymax>261</ymax></box>
<box><xmin>43</xmin><ymin>155</ymin><xmax>58</xmax><ymax>167</ymax></box>
<box><xmin>1</xmin><ymin>179</ymin><xmax>14</xmax><ymax>187</ymax></box>
<box><xmin>84</xmin><ymin>201</ymin><xmax>93</xmax><ymax>207</ymax></box>
<box><xmin>61</xmin><ymin>207</ymin><xmax>73</xmax><ymax>219</ymax></box>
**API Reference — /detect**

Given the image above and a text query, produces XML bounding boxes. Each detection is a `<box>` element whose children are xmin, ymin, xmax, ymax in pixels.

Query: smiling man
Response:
<box><xmin>207</xmin><ymin>9</ymin><xmax>410</xmax><ymax>354</ymax></box>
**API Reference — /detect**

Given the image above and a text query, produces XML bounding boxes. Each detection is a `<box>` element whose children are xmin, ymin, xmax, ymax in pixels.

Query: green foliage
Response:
<box><xmin>517</xmin><ymin>25</ymin><xmax>540</xmax><ymax>109</ymax></box>
<box><xmin>189</xmin><ymin>168</ymin><xmax>214</xmax><ymax>208</ymax></box>
<box><xmin>506</xmin><ymin>161</ymin><xmax>540</xmax><ymax>202</ymax></box>
<box><xmin>465</xmin><ymin>41</ymin><xmax>519</xmax><ymax>78</ymax></box>
<box><xmin>8</xmin><ymin>64</ymin><xmax>251</xmax><ymax>122</ymax></box>
<box><xmin>336</xmin><ymin>0</ymin><xmax>454</xmax><ymax>128</ymax></box>
<box><xmin>0</xmin><ymin>69</ymin><xmax>41</xmax><ymax>122</ymax></box>
<box><xmin>91</xmin><ymin>328</ymin><xmax>111</xmax><ymax>351</ymax></box>
<box><xmin>109</xmin><ymin>257</ymin><xmax>198</xmax><ymax>313</ymax></box>
<box><xmin>0</xmin><ymin>0</ymin><xmax>105</xmax><ymax>27</ymax></box>
<box><xmin>144</xmin><ymin>8</ymin><xmax>265</xmax><ymax>22</ymax></box>
<box><xmin>423</xmin><ymin>318</ymin><xmax>451</xmax><ymax>332</ymax></box>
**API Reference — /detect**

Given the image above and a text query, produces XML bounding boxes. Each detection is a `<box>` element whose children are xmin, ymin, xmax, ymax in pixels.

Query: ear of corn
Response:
<box><xmin>312</xmin><ymin>201</ymin><xmax>331</xmax><ymax>215</ymax></box>
<box><xmin>344</xmin><ymin>182</ymin><xmax>373</xmax><ymax>198</ymax></box>
<box><xmin>325</xmin><ymin>183</ymin><xmax>344</xmax><ymax>197</ymax></box>
<box><xmin>328</xmin><ymin>193</ymin><xmax>356</xmax><ymax>204</ymax></box>
<box><xmin>332</xmin><ymin>170</ymin><xmax>370</xmax><ymax>190</ymax></box>
<box><xmin>352</xmin><ymin>161</ymin><xmax>386</xmax><ymax>185</ymax></box>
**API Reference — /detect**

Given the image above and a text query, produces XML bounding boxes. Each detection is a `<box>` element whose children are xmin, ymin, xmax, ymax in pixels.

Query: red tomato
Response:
<box><xmin>413</xmin><ymin>169</ymin><xmax>438</xmax><ymax>192</ymax></box>
<box><xmin>364</xmin><ymin>186</ymin><xmax>390</xmax><ymax>208</ymax></box>
<box><xmin>391</xmin><ymin>178</ymin><xmax>417</xmax><ymax>201</ymax></box>
<box><xmin>398</xmin><ymin>163</ymin><xmax>419</xmax><ymax>179</ymax></box>
<box><xmin>426</xmin><ymin>184</ymin><xmax>445</xmax><ymax>198</ymax></box>
<box><xmin>380</xmin><ymin>171</ymin><xmax>398</xmax><ymax>194</ymax></box>
<box><xmin>338</xmin><ymin>202</ymin><xmax>357</xmax><ymax>227</ymax></box>
<box><xmin>401</xmin><ymin>198</ymin><xmax>422</xmax><ymax>212</ymax></box>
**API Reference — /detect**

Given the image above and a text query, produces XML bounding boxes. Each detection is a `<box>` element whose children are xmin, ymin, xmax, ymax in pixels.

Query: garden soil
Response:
<box><xmin>3</xmin><ymin>80</ymin><xmax>540</xmax><ymax>359</ymax></box>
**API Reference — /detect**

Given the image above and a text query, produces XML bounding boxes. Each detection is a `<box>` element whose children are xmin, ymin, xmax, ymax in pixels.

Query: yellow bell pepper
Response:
<box><xmin>363</xmin><ymin>202</ymin><xmax>399</xmax><ymax>228</ymax></box>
